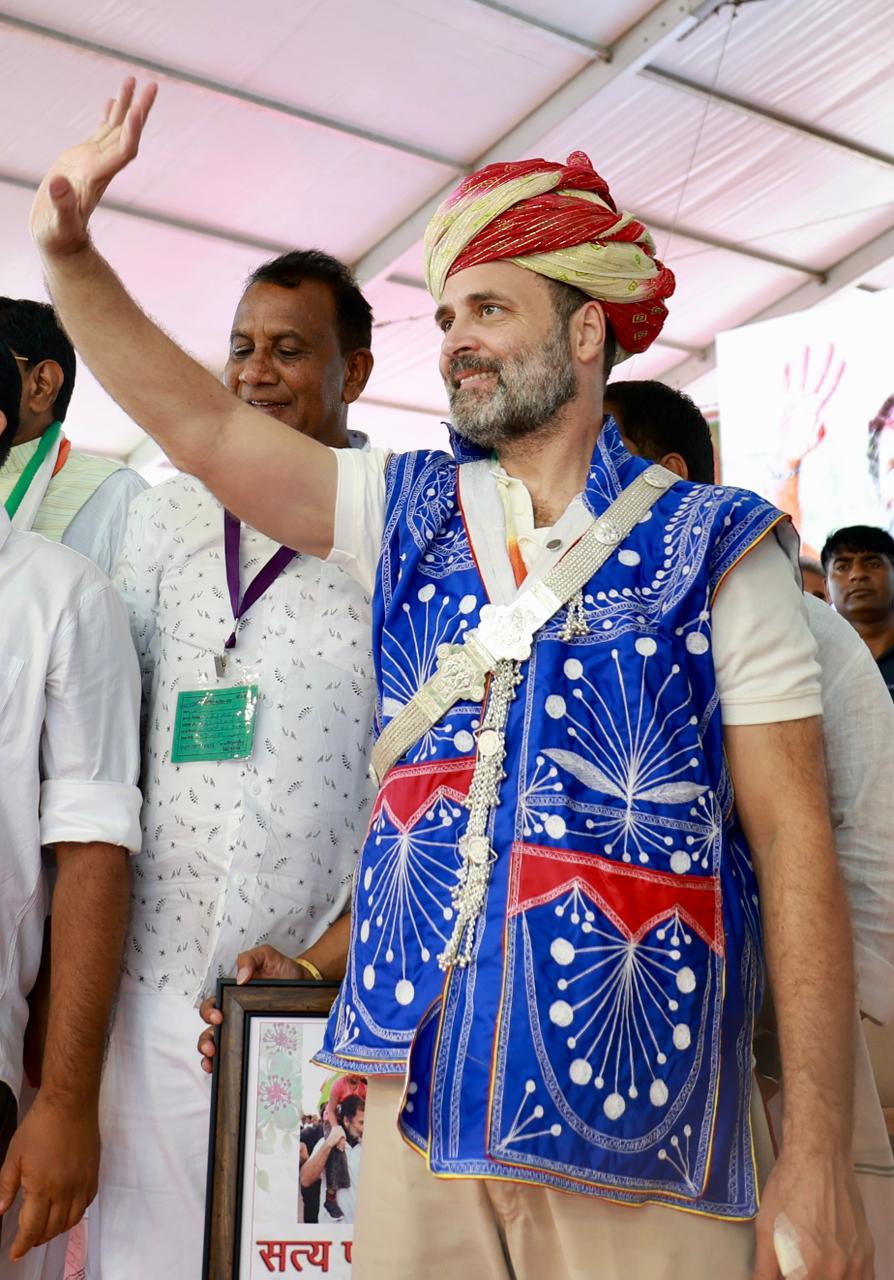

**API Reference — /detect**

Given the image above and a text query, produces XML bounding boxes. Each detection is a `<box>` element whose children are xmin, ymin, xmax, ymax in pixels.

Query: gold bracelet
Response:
<box><xmin>293</xmin><ymin>956</ymin><xmax>324</xmax><ymax>982</ymax></box>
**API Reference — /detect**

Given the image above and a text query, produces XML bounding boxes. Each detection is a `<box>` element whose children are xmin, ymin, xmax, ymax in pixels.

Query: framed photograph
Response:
<box><xmin>203</xmin><ymin>979</ymin><xmax>366</xmax><ymax>1278</ymax></box>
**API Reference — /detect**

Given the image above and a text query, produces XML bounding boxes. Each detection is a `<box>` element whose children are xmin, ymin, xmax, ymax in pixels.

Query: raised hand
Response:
<box><xmin>777</xmin><ymin>344</ymin><xmax>846</xmax><ymax>473</ymax></box>
<box><xmin>30</xmin><ymin>77</ymin><xmax>158</xmax><ymax>256</ymax></box>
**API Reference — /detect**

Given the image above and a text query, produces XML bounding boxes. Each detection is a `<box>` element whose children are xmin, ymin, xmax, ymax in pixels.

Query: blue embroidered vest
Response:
<box><xmin>318</xmin><ymin>419</ymin><xmax>785</xmax><ymax>1218</ymax></box>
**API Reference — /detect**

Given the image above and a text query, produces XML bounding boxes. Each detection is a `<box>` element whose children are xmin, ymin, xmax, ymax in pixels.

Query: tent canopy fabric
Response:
<box><xmin>1</xmin><ymin>0</ymin><xmax>892</xmax><ymax>474</ymax></box>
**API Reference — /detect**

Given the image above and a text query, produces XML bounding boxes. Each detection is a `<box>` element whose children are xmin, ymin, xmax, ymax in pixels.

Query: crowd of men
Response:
<box><xmin>0</xmin><ymin>75</ymin><xmax>892</xmax><ymax>1280</ymax></box>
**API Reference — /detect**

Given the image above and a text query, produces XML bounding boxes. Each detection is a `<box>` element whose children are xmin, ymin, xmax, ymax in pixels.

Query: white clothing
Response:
<box><xmin>311</xmin><ymin>1135</ymin><xmax>362</xmax><ymax>1223</ymax></box>
<box><xmin>85</xmin><ymin>993</ymin><xmax>211</xmax><ymax>1280</ymax></box>
<box><xmin>328</xmin><ymin>447</ymin><xmax>822</xmax><ymax>724</ymax></box>
<box><xmin>0</xmin><ymin>508</ymin><xmax>141</xmax><ymax>1103</ymax></box>
<box><xmin>801</xmin><ymin>594</ymin><xmax>894</xmax><ymax>1275</ymax></box>
<box><xmin>0</xmin><ymin>439</ymin><xmax>146</xmax><ymax>576</ymax></box>
<box><xmin>62</xmin><ymin>468</ymin><xmax>148</xmax><ymax>576</ymax></box>
<box><xmin>112</xmin><ymin>470</ymin><xmax>377</xmax><ymax>1003</ymax></box>
<box><xmin>0</xmin><ymin>509</ymin><xmax>140</xmax><ymax>1280</ymax></box>
<box><xmin>804</xmin><ymin>594</ymin><xmax>894</xmax><ymax>1024</ymax></box>
<box><xmin>91</xmin><ymin>462</ymin><xmax>377</xmax><ymax>1278</ymax></box>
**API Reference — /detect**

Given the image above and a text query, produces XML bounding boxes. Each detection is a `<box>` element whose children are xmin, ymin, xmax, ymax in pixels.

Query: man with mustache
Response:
<box><xmin>30</xmin><ymin>80</ymin><xmax>871</xmax><ymax>1280</ymax></box>
<box><xmin>80</xmin><ymin>248</ymin><xmax>378</xmax><ymax>1278</ymax></box>
<box><xmin>822</xmin><ymin>525</ymin><xmax>894</xmax><ymax>699</ymax></box>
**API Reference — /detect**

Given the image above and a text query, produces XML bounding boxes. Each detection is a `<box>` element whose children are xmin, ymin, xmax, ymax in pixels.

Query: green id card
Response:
<box><xmin>171</xmin><ymin>684</ymin><xmax>259</xmax><ymax>763</ymax></box>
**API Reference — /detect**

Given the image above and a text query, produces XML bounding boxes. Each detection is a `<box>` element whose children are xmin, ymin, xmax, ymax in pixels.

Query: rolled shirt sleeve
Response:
<box><xmin>39</xmin><ymin>578</ymin><xmax>142</xmax><ymax>851</ymax></box>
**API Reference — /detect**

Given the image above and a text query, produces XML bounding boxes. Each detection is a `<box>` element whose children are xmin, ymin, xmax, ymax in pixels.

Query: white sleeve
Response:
<box><xmin>325</xmin><ymin>446</ymin><xmax>390</xmax><ymax>596</ymax></box>
<box><xmin>712</xmin><ymin>530</ymin><xmax>822</xmax><ymax>724</ymax></box>
<box><xmin>39</xmin><ymin>579</ymin><xmax>143</xmax><ymax>852</ymax></box>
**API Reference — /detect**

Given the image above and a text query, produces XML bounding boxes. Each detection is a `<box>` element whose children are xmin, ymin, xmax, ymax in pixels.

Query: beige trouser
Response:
<box><xmin>353</xmin><ymin>1078</ymin><xmax>774</xmax><ymax>1280</ymax></box>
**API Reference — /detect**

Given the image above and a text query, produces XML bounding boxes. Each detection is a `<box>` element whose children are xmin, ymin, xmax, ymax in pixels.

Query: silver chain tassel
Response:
<box><xmin>438</xmin><ymin>658</ymin><xmax>522</xmax><ymax>970</ymax></box>
<box><xmin>559</xmin><ymin>587</ymin><xmax>589</xmax><ymax>640</ymax></box>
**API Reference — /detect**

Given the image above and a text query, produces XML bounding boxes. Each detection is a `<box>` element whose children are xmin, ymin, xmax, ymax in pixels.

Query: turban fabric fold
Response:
<box><xmin>423</xmin><ymin>152</ymin><xmax>675</xmax><ymax>361</ymax></box>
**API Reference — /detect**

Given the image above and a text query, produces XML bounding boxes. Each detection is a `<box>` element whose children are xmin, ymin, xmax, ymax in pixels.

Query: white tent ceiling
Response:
<box><xmin>1</xmin><ymin>0</ymin><xmax>892</xmax><ymax>479</ymax></box>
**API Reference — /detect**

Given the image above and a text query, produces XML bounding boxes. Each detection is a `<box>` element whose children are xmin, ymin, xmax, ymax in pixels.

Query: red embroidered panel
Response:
<box><xmin>508</xmin><ymin>842</ymin><xmax>723</xmax><ymax>955</ymax></box>
<box><xmin>373</xmin><ymin>756</ymin><xmax>476</xmax><ymax>833</ymax></box>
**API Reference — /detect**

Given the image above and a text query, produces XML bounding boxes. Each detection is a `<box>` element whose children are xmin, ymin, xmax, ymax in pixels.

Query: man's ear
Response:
<box><xmin>24</xmin><ymin>359</ymin><xmax>64</xmax><ymax>416</ymax></box>
<box><xmin>660</xmin><ymin>451</ymin><xmax>690</xmax><ymax>481</ymax></box>
<box><xmin>342</xmin><ymin>349</ymin><xmax>374</xmax><ymax>405</ymax></box>
<box><xmin>572</xmin><ymin>300</ymin><xmax>606</xmax><ymax>369</ymax></box>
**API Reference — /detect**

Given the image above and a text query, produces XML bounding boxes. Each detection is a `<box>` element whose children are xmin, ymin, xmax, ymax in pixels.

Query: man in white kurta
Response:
<box><xmin>0</xmin><ymin>340</ymin><xmax>142</xmax><ymax>1280</ymax></box>
<box><xmin>86</xmin><ymin>251</ymin><xmax>379</xmax><ymax>1279</ymax></box>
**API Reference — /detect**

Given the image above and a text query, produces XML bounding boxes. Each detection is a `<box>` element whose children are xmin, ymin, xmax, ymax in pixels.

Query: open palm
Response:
<box><xmin>30</xmin><ymin>77</ymin><xmax>157</xmax><ymax>256</ymax></box>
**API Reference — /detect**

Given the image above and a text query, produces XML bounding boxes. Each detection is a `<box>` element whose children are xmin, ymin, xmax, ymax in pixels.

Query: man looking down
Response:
<box><xmin>31</xmin><ymin>79</ymin><xmax>870</xmax><ymax>1280</ymax></box>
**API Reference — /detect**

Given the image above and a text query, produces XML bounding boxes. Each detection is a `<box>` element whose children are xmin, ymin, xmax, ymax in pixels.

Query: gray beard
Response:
<box><xmin>447</xmin><ymin>327</ymin><xmax>578</xmax><ymax>450</ymax></box>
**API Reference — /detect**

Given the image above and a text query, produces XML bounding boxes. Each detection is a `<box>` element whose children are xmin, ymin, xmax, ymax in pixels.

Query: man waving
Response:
<box><xmin>30</xmin><ymin>79</ymin><xmax>871</xmax><ymax>1280</ymax></box>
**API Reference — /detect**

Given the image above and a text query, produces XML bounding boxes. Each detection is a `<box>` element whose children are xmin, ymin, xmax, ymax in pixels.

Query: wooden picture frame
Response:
<box><xmin>202</xmin><ymin>978</ymin><xmax>349</xmax><ymax>1279</ymax></box>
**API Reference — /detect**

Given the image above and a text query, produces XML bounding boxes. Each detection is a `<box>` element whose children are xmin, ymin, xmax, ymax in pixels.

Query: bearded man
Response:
<box><xmin>30</xmin><ymin>79</ymin><xmax>871</xmax><ymax>1280</ymax></box>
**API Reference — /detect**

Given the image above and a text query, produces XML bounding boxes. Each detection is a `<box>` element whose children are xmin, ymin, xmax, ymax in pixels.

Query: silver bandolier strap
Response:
<box><xmin>370</xmin><ymin>463</ymin><xmax>677</xmax><ymax>789</ymax></box>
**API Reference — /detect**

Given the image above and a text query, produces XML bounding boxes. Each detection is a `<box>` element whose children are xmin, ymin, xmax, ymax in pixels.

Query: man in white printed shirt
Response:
<box><xmin>89</xmin><ymin>250</ymin><xmax>378</xmax><ymax>1278</ymax></box>
<box><xmin>0</xmin><ymin>339</ymin><xmax>141</xmax><ymax>1278</ymax></box>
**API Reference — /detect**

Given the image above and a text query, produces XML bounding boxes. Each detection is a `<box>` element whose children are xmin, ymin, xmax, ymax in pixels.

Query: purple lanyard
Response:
<box><xmin>223</xmin><ymin>511</ymin><xmax>296</xmax><ymax>651</ymax></box>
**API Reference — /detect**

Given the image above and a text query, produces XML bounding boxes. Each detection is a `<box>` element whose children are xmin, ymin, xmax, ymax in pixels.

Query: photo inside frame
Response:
<box><xmin>238</xmin><ymin>1015</ymin><xmax>360</xmax><ymax>1278</ymax></box>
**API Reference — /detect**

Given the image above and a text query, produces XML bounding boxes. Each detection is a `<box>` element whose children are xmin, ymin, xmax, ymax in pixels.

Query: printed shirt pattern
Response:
<box><xmin>115</xmin><ymin>473</ymin><xmax>377</xmax><ymax>1003</ymax></box>
<box><xmin>318</xmin><ymin>418</ymin><xmax>783</xmax><ymax>1218</ymax></box>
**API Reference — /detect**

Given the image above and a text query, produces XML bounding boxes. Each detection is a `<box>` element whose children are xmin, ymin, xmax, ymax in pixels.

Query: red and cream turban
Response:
<box><xmin>423</xmin><ymin>152</ymin><xmax>675</xmax><ymax>361</ymax></box>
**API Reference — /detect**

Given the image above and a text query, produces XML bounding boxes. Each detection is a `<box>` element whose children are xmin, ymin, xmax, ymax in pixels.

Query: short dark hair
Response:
<box><xmin>0</xmin><ymin>340</ymin><xmax>22</xmax><ymax>468</ymax></box>
<box><xmin>820</xmin><ymin>525</ymin><xmax>894</xmax><ymax>571</ymax></box>
<box><xmin>546</xmin><ymin>278</ymin><xmax>616</xmax><ymax>382</ymax></box>
<box><xmin>0</xmin><ymin>297</ymin><xmax>77</xmax><ymax>422</ymax></box>
<box><xmin>603</xmin><ymin>379</ymin><xmax>715</xmax><ymax>483</ymax></box>
<box><xmin>246</xmin><ymin>250</ymin><xmax>373</xmax><ymax>354</ymax></box>
<box><xmin>338</xmin><ymin>1094</ymin><xmax>365</xmax><ymax>1124</ymax></box>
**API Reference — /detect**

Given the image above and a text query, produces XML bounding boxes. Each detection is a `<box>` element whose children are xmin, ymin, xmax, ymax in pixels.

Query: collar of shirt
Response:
<box><xmin>488</xmin><ymin>459</ymin><xmax>560</xmax><ymax>575</ymax></box>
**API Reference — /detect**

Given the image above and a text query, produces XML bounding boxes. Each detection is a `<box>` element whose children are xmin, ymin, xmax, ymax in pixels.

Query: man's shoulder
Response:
<box><xmin>6</xmin><ymin>524</ymin><xmax>113</xmax><ymax>604</ymax></box>
<box><xmin>384</xmin><ymin>447</ymin><xmax>456</xmax><ymax>496</ymax></box>
<box><xmin>803</xmin><ymin>594</ymin><xmax>864</xmax><ymax>656</ymax></box>
<box><xmin>66</xmin><ymin>448</ymin><xmax>126</xmax><ymax>483</ymax></box>
<box><xmin>677</xmin><ymin>477</ymin><xmax>777</xmax><ymax>519</ymax></box>
<box><xmin>126</xmin><ymin>471</ymin><xmax>216</xmax><ymax>520</ymax></box>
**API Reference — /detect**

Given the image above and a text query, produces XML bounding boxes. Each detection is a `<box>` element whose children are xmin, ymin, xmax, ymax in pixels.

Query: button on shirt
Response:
<box><xmin>0</xmin><ymin>508</ymin><xmax>142</xmax><ymax>1100</ymax></box>
<box><xmin>114</xmin><ymin>470</ymin><xmax>377</xmax><ymax>1003</ymax></box>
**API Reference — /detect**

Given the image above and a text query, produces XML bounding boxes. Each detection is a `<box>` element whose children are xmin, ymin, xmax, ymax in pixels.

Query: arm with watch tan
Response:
<box><xmin>197</xmin><ymin>914</ymin><xmax>350</xmax><ymax>1074</ymax></box>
